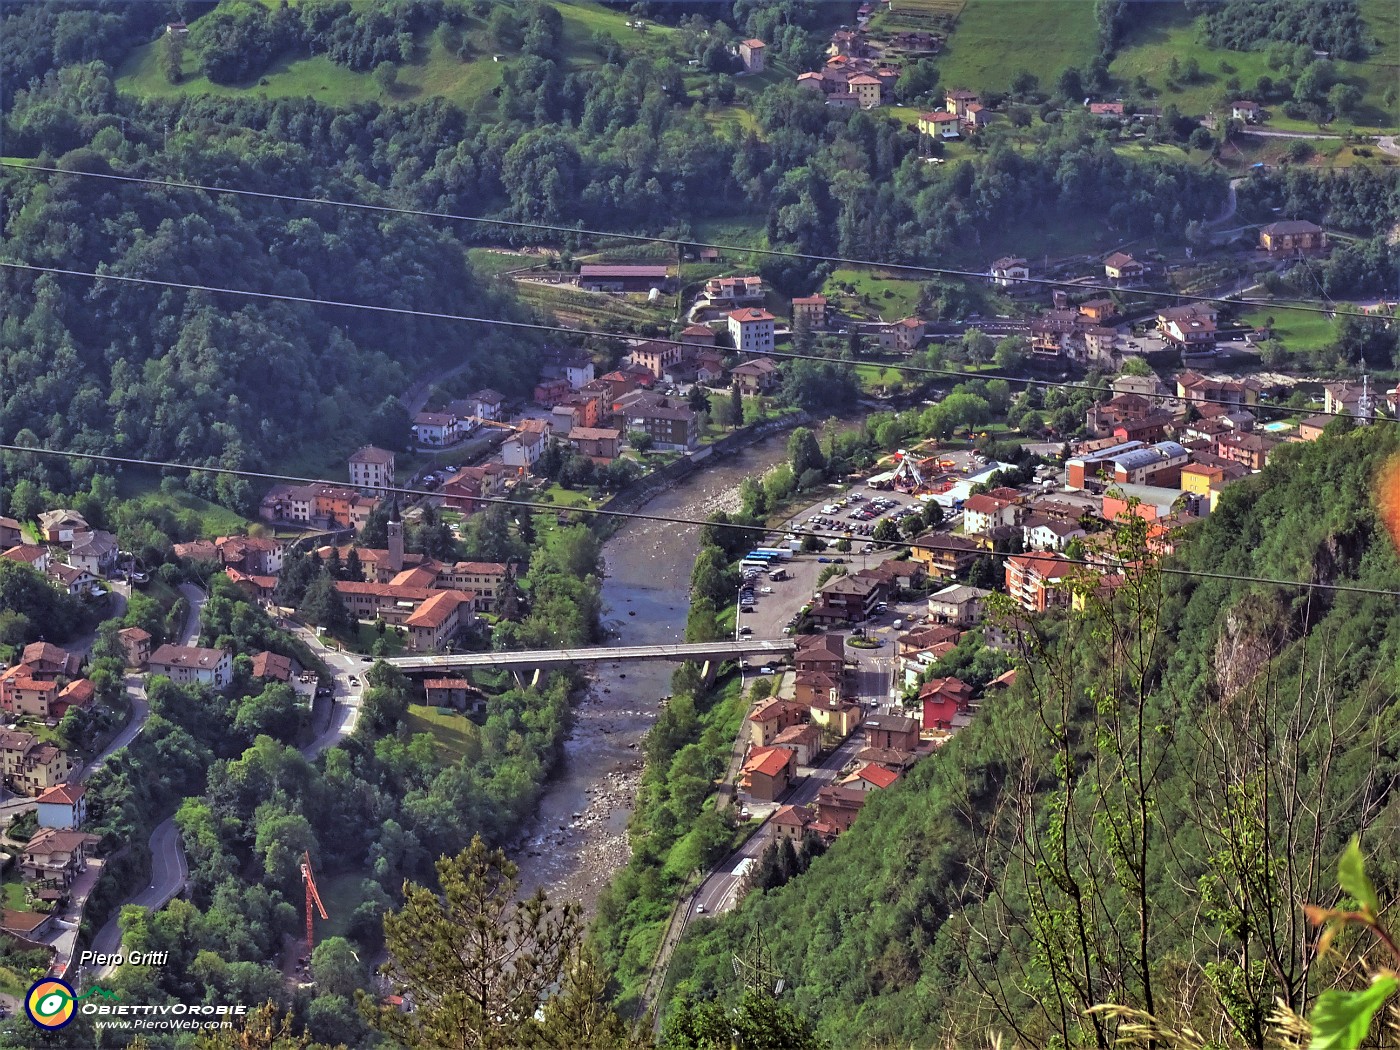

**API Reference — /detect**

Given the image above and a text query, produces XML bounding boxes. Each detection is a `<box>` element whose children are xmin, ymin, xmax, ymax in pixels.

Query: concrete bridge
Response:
<box><xmin>387</xmin><ymin>638</ymin><xmax>796</xmax><ymax>675</ymax></box>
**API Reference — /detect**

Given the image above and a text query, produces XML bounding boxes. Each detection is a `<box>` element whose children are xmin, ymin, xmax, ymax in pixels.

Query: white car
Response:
<box><xmin>759</xmin><ymin>666</ymin><xmax>775</xmax><ymax>675</ymax></box>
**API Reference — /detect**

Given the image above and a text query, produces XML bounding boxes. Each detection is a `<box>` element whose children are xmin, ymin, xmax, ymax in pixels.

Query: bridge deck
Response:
<box><xmin>387</xmin><ymin>639</ymin><xmax>796</xmax><ymax>671</ymax></box>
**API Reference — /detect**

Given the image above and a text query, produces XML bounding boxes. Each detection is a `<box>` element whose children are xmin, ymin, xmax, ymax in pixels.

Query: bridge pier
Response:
<box><xmin>700</xmin><ymin>660</ymin><xmax>716</xmax><ymax>686</ymax></box>
<box><xmin>531</xmin><ymin>668</ymin><xmax>541</xmax><ymax>689</ymax></box>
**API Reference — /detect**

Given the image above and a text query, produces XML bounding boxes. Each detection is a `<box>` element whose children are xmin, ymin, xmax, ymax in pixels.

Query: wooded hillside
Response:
<box><xmin>668</xmin><ymin>423</ymin><xmax>1400</xmax><ymax>1047</ymax></box>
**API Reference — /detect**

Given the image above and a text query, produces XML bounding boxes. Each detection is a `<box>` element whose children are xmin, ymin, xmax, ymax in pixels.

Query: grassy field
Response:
<box><xmin>1242</xmin><ymin>307</ymin><xmax>1342</xmax><ymax>351</ymax></box>
<box><xmin>822</xmin><ymin>267</ymin><xmax>925</xmax><ymax>321</ymax></box>
<box><xmin>113</xmin><ymin>472</ymin><xmax>253</xmax><ymax>537</ymax></box>
<box><xmin>856</xmin><ymin>362</ymin><xmax>909</xmax><ymax>392</ymax></box>
<box><xmin>313</xmin><ymin>871</ymin><xmax>371</xmax><ymax>943</ymax></box>
<box><xmin>116</xmin><ymin>2</ymin><xmax>678</xmax><ymax>111</ymax></box>
<box><xmin>467</xmin><ymin>249</ymin><xmax>542</xmax><ymax>277</ymax></box>
<box><xmin>1111</xmin><ymin>1</ymin><xmax>1398</xmax><ymax>133</ymax></box>
<box><xmin>936</xmin><ymin>0</ymin><xmax>1099</xmax><ymax>93</ymax></box>
<box><xmin>404</xmin><ymin>704</ymin><xmax>481</xmax><ymax>764</ymax></box>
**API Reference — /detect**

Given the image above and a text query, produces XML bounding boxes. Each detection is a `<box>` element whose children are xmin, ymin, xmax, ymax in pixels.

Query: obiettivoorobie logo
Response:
<box><xmin>25</xmin><ymin>978</ymin><xmax>119</xmax><ymax>1030</ymax></box>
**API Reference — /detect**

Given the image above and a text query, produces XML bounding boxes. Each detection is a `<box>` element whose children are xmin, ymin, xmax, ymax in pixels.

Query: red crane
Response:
<box><xmin>299</xmin><ymin>851</ymin><xmax>328</xmax><ymax>958</ymax></box>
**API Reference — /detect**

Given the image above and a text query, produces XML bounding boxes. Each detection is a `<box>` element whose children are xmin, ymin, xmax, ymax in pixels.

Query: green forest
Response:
<box><xmin>668</xmin><ymin>423</ymin><xmax>1400</xmax><ymax>1046</ymax></box>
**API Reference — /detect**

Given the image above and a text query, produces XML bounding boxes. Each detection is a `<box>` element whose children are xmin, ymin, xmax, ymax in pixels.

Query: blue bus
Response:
<box><xmin>743</xmin><ymin>550</ymin><xmax>779</xmax><ymax>563</ymax></box>
<box><xmin>750</xmin><ymin>547</ymin><xmax>793</xmax><ymax>561</ymax></box>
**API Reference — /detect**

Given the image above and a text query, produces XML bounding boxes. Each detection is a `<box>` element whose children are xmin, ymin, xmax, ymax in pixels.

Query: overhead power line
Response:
<box><xmin>0</xmin><ymin>160</ymin><xmax>1356</xmax><ymax>319</ymax></box>
<box><xmin>3</xmin><ymin>442</ymin><xmax>1398</xmax><ymax>600</ymax></box>
<box><xmin>0</xmin><ymin>260</ymin><xmax>1389</xmax><ymax>425</ymax></box>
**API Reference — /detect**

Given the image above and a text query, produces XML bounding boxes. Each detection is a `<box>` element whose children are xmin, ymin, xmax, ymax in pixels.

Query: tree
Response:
<box><xmin>993</xmin><ymin>337</ymin><xmax>1025</xmax><ymax>372</ymax></box>
<box><xmin>365</xmin><ymin>836</ymin><xmax>583</xmax><ymax>1050</ymax></box>
<box><xmin>1188</xmin><ymin>126</ymin><xmax>1214</xmax><ymax>151</ymax></box>
<box><xmin>729</xmin><ymin>383</ymin><xmax>745</xmax><ymax>428</ymax></box>
<box><xmin>922</xmin><ymin>501</ymin><xmax>944</xmax><ymax>530</ymax></box>
<box><xmin>1327</xmin><ymin>81</ymin><xmax>1362</xmax><ymax>118</ymax></box>
<box><xmin>873</xmin><ymin>519</ymin><xmax>899</xmax><ymax>544</ymax></box>
<box><xmin>628</xmin><ymin>431</ymin><xmax>654</xmax><ymax>454</ymax></box>
<box><xmin>312</xmin><ymin>937</ymin><xmax>365</xmax><ymax>1001</ymax></box>
<box><xmin>533</xmin><ymin>946</ymin><xmax>651</xmax><ymax>1049</ymax></box>
<box><xmin>297</xmin><ymin>573</ymin><xmax>348</xmax><ymax>630</ymax></box>
<box><xmin>373</xmin><ymin>62</ymin><xmax>397</xmax><ymax>93</ymax></box>
<box><xmin>787</xmin><ymin>427</ymin><xmax>826</xmax><ymax>480</ymax></box>
<box><xmin>961</xmin><ymin>329</ymin><xmax>994</xmax><ymax>365</ymax></box>
<box><xmin>1118</xmin><ymin>356</ymin><xmax>1153</xmax><ymax>377</ymax></box>
<box><xmin>659</xmin><ymin>990</ymin><xmax>824</xmax><ymax>1050</ymax></box>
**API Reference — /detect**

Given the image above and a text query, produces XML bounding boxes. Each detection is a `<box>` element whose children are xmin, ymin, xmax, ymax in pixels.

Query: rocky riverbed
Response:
<box><xmin>516</xmin><ymin>434</ymin><xmax>789</xmax><ymax>915</ymax></box>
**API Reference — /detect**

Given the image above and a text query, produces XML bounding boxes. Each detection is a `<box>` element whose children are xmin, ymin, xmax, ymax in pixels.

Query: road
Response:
<box><xmin>693</xmin><ymin>729</ymin><xmax>869</xmax><ymax>918</ymax></box>
<box><xmin>177</xmin><ymin>582</ymin><xmax>206</xmax><ymax>645</ymax></box>
<box><xmin>88</xmin><ymin>819</ymin><xmax>187</xmax><ymax>979</ymax></box>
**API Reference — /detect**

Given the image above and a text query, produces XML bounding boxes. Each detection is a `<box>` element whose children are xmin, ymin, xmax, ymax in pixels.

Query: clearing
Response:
<box><xmin>934</xmin><ymin>0</ymin><xmax>1099</xmax><ymax>94</ymax></box>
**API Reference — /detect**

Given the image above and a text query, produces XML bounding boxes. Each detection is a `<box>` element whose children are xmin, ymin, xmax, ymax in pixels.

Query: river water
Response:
<box><xmin>517</xmin><ymin>435</ymin><xmax>789</xmax><ymax>913</ymax></box>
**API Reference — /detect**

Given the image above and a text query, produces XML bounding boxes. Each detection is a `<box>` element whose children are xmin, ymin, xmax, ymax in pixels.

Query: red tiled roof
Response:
<box><xmin>858</xmin><ymin>764</ymin><xmax>900</xmax><ymax>789</ymax></box>
<box><xmin>743</xmin><ymin>746</ymin><xmax>795</xmax><ymax>778</ymax></box>
<box><xmin>36</xmin><ymin>783</ymin><xmax>84</xmax><ymax>806</ymax></box>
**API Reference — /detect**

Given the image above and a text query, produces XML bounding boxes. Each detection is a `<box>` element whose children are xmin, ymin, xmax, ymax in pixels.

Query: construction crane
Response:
<box><xmin>300</xmin><ymin>851</ymin><xmax>328</xmax><ymax>959</ymax></box>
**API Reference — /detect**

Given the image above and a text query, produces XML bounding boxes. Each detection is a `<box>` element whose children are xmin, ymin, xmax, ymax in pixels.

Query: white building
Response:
<box><xmin>728</xmin><ymin>308</ymin><xmax>776</xmax><ymax>355</ymax></box>
<box><xmin>148</xmin><ymin>644</ymin><xmax>232</xmax><ymax>689</ymax></box>
<box><xmin>348</xmin><ymin>445</ymin><xmax>396</xmax><ymax>495</ymax></box>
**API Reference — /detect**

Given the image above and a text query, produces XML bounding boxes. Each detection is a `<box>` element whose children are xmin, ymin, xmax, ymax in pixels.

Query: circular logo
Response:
<box><xmin>25</xmin><ymin>979</ymin><xmax>76</xmax><ymax>1029</ymax></box>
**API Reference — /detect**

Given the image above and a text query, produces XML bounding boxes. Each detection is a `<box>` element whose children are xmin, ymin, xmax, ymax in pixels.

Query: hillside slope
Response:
<box><xmin>667</xmin><ymin>424</ymin><xmax>1400</xmax><ymax>1047</ymax></box>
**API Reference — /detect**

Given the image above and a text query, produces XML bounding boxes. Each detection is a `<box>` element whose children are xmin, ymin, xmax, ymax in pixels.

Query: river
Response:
<box><xmin>517</xmin><ymin>434</ymin><xmax>790</xmax><ymax>913</ymax></box>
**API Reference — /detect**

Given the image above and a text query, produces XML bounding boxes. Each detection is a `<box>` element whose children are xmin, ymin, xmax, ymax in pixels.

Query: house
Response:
<box><xmin>681</xmin><ymin>322</ymin><xmax>718</xmax><ymax>347</ymax></box>
<box><xmin>872</xmin><ymin>317</ymin><xmax>925</xmax><ymax>353</ymax></box>
<box><xmin>809</xmin><ymin>696</ymin><xmax>863</xmax><ymax>739</ymax></box>
<box><xmin>927</xmin><ymin>584</ymin><xmax>991</xmax><ymax>626</ymax></box>
<box><xmin>1078</xmin><ymin>298</ymin><xmax>1118</xmax><ymax>323</ymax></box>
<box><xmin>501</xmin><ymin>419</ymin><xmax>550</xmax><ymax>468</ymax></box>
<box><xmin>424</xmin><ymin>678</ymin><xmax>482</xmax><ymax>712</ymax></box>
<box><xmin>863</xmin><ymin>712</ymin><xmax>921</xmax><ymax>751</ymax></box>
<box><xmin>791</xmin><ymin>294</ymin><xmax>829</xmax><ymax>328</ymax></box>
<box><xmin>738</xmin><ymin>38</ymin><xmax>765</xmax><ymax>73</ymax></box>
<box><xmin>857</xmin><ymin>559</ymin><xmax>927</xmax><ymax>598</ymax></box>
<box><xmin>0</xmin><ymin>668</ymin><xmax>57</xmax><ymax>719</ymax></box>
<box><xmin>117</xmin><ymin>626</ymin><xmax>151</xmax><ymax>670</ymax></box>
<box><xmin>250</xmin><ymin>651</ymin><xmax>295</xmax><ymax>683</ymax></box>
<box><xmin>413</xmin><ymin>412</ymin><xmax>461</xmax><ymax>447</ymax></box>
<box><xmin>696</xmin><ymin>352</ymin><xmax>728</xmax><ymax>386</ymax></box>
<box><xmin>66</xmin><ymin>530</ymin><xmax>118</xmax><ymax>576</ymax></box>
<box><xmin>728</xmin><ymin>308</ymin><xmax>776</xmax><ymax>355</ymax></box>
<box><xmin>1215</xmin><ymin>431</ymin><xmax>1279</xmax><ymax>471</ymax></box>
<box><xmin>36</xmin><ymin>783</ymin><xmax>86</xmax><ymax>830</ymax></box>
<box><xmin>0</xmin><ymin>730</ymin><xmax>73</xmax><ymax>797</ymax></box>
<box><xmin>148</xmin><ymin>644</ymin><xmax>232</xmax><ymax>689</ymax></box>
<box><xmin>440</xmin><ymin>463</ymin><xmax>508</xmax><ymax>514</ymax></box>
<box><xmin>19</xmin><ymin>643</ymin><xmax>80</xmax><ymax>679</ymax></box>
<box><xmin>568</xmin><ymin>427</ymin><xmax>621</xmax><ymax>463</ymax></box>
<box><xmin>47</xmin><ymin>562</ymin><xmax>97</xmax><ymax>596</ymax></box>
<box><xmin>1231</xmin><ymin>100</ymin><xmax>1262</xmax><ymax>122</ymax></box>
<box><xmin>989</xmin><ymin>256</ymin><xmax>1030</xmax><ymax>288</ymax></box>
<box><xmin>920</xmin><ymin>676</ymin><xmax>974</xmax><ymax>730</ymax></box>
<box><xmin>794</xmin><ymin>634</ymin><xmax>847</xmax><ymax>678</ymax></box>
<box><xmin>468</xmin><ymin>389</ymin><xmax>506</xmax><ymax>421</ymax></box>
<box><xmin>216</xmin><ymin>535</ymin><xmax>285</xmax><ymax>576</ymax></box>
<box><xmin>771</xmin><ymin>804</ymin><xmax>820</xmax><ymax>844</ymax></box>
<box><xmin>703</xmin><ymin>276</ymin><xmax>765</xmax><ymax>305</ymax></box>
<box><xmin>811</xmin><ymin>572</ymin><xmax>889</xmax><ymax>624</ymax></box>
<box><xmin>1005</xmin><ymin>552</ymin><xmax>1073</xmax><ymax>613</ymax></box>
<box><xmin>1259</xmin><ymin>219</ymin><xmax>1326</xmax><ymax>253</ymax></box>
<box><xmin>535</xmin><ymin>378</ymin><xmax>572</xmax><ymax>408</ymax></box>
<box><xmin>772</xmin><ymin>722</ymin><xmax>823</xmax><ymax>766</ymax></box>
<box><xmin>1179</xmin><ymin>460</ymin><xmax>1249</xmax><ymax>512</ymax></box>
<box><xmin>36</xmin><ymin>510</ymin><xmax>89</xmax><ymax>545</ymax></box>
<box><xmin>1089</xmin><ymin>101</ymin><xmax>1125</xmax><ymax>119</ymax></box>
<box><xmin>0</xmin><ymin>517</ymin><xmax>21</xmax><ymax>548</ymax></box>
<box><xmin>840</xmin><ymin>763</ymin><xmax>901</xmax><ymax>792</ymax></box>
<box><xmin>576</xmin><ymin>264</ymin><xmax>670</xmax><ymax>293</ymax></box>
<box><xmin>963</xmin><ymin>102</ymin><xmax>990</xmax><ymax>130</ymax></box>
<box><xmin>730</xmin><ymin>357</ymin><xmax>781</xmax><ymax>394</ymax></box>
<box><xmin>1175</xmin><ymin>371</ymin><xmax>1260</xmax><ymax>408</ymax></box>
<box><xmin>918</xmin><ymin>110</ymin><xmax>962</xmax><ymax>138</ymax></box>
<box><xmin>1296</xmin><ymin>413</ymin><xmax>1334</xmax><ymax>442</ymax></box>
<box><xmin>1112</xmin><ymin>411</ymin><xmax>1175</xmax><ymax>445</ymax></box>
<box><xmin>855</xmin><ymin>746</ymin><xmax>920</xmax><ymax>774</ymax></box>
<box><xmin>945</xmin><ymin>88</ymin><xmax>979</xmax><ymax>118</ymax></box>
<box><xmin>2</xmin><ymin>544</ymin><xmax>50</xmax><ymax>573</ymax></box>
<box><xmin>962</xmin><ymin>493</ymin><xmax>1020</xmax><ymax>534</ymax></box>
<box><xmin>1324</xmin><ymin>381</ymin><xmax>1372</xmax><ymax>418</ymax></box>
<box><xmin>1157</xmin><ymin>305</ymin><xmax>1217</xmax><ymax>351</ymax></box>
<box><xmin>622</xmin><ymin>396</ymin><xmax>699</xmax><ymax>451</ymax></box>
<box><xmin>436</xmin><ymin>562</ymin><xmax>512</xmax><ymax>611</ymax></box>
<box><xmin>815</xmin><ymin>784</ymin><xmax>866</xmax><ymax>833</ymax></box>
<box><xmin>797</xmin><ymin>71</ymin><xmax>825</xmax><ymax>92</ymax></box>
<box><xmin>1086</xmin><ymin>392</ymin><xmax>1157</xmax><ymax>438</ymax></box>
<box><xmin>1104</xmin><ymin>252</ymin><xmax>1144</xmax><ymax>282</ymax></box>
<box><xmin>1021</xmin><ymin>515</ymin><xmax>1086</xmax><ymax>552</ymax></box>
<box><xmin>910</xmin><ymin>532</ymin><xmax>980</xmax><ymax>580</ymax></box>
<box><xmin>847</xmin><ymin>73</ymin><xmax>882</xmax><ymax>108</ymax></box>
<box><xmin>348</xmin><ymin>446</ymin><xmax>396</xmax><ymax>495</ymax></box>
<box><xmin>539</xmin><ymin>348</ymin><xmax>595</xmax><ymax>389</ymax></box>
<box><xmin>748</xmin><ymin>699</ymin><xmax>810</xmax><ymax>748</ymax></box>
<box><xmin>404</xmin><ymin>590</ymin><xmax>475</xmax><ymax>653</ymax></box>
<box><xmin>740</xmin><ymin>746</ymin><xmax>796</xmax><ymax>803</ymax></box>
<box><xmin>21</xmin><ymin>828</ymin><xmax>98</xmax><ymax>890</ymax></box>
<box><xmin>627</xmin><ymin>339</ymin><xmax>685</xmax><ymax>381</ymax></box>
